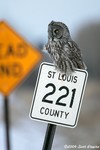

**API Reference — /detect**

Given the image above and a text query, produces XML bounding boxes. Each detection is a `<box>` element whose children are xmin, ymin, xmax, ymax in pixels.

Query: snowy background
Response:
<box><xmin>0</xmin><ymin>0</ymin><xmax>100</xmax><ymax>150</ymax></box>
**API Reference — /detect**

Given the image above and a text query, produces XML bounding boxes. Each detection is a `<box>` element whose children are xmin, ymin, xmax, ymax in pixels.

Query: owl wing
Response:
<box><xmin>63</xmin><ymin>40</ymin><xmax>87</xmax><ymax>69</ymax></box>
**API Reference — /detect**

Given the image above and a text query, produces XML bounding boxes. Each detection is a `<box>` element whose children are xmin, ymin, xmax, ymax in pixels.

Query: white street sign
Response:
<box><xmin>30</xmin><ymin>62</ymin><xmax>88</xmax><ymax>128</ymax></box>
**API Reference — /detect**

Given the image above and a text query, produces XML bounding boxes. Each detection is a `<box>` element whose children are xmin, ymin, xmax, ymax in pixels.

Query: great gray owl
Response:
<box><xmin>44</xmin><ymin>21</ymin><xmax>87</xmax><ymax>74</ymax></box>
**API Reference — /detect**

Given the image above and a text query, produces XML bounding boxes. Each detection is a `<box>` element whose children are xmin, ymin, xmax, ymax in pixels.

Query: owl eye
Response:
<box><xmin>53</xmin><ymin>28</ymin><xmax>63</xmax><ymax>38</ymax></box>
<box><xmin>53</xmin><ymin>29</ymin><xmax>59</xmax><ymax>35</ymax></box>
<box><xmin>54</xmin><ymin>29</ymin><xmax>59</xmax><ymax>34</ymax></box>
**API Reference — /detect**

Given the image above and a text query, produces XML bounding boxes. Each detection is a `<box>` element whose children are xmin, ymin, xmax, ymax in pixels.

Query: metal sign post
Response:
<box><xmin>42</xmin><ymin>124</ymin><xmax>56</xmax><ymax>150</ymax></box>
<box><xmin>4</xmin><ymin>97</ymin><xmax>10</xmax><ymax>150</ymax></box>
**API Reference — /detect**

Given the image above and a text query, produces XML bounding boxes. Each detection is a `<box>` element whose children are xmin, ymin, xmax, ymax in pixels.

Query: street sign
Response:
<box><xmin>30</xmin><ymin>62</ymin><xmax>88</xmax><ymax>128</ymax></box>
<box><xmin>0</xmin><ymin>21</ymin><xmax>42</xmax><ymax>96</ymax></box>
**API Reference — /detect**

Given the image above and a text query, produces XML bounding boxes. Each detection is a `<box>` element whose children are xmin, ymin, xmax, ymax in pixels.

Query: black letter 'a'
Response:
<box><xmin>6</xmin><ymin>45</ymin><xmax>14</xmax><ymax>56</ymax></box>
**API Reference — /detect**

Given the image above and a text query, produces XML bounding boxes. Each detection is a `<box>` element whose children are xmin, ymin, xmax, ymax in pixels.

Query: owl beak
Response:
<box><xmin>51</xmin><ymin>33</ymin><xmax>54</xmax><ymax>41</ymax></box>
<box><xmin>49</xmin><ymin>31</ymin><xmax>54</xmax><ymax>41</ymax></box>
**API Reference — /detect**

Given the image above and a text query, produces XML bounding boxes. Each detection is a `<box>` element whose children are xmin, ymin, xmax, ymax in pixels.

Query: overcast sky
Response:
<box><xmin>0</xmin><ymin>0</ymin><xmax>100</xmax><ymax>45</ymax></box>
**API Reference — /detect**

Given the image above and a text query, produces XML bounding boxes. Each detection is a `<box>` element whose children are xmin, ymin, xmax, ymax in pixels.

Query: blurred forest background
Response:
<box><xmin>0</xmin><ymin>0</ymin><xmax>100</xmax><ymax>150</ymax></box>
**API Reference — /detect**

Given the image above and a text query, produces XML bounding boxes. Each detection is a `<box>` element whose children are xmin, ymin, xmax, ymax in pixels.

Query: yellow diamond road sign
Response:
<box><xmin>0</xmin><ymin>21</ymin><xmax>42</xmax><ymax>96</ymax></box>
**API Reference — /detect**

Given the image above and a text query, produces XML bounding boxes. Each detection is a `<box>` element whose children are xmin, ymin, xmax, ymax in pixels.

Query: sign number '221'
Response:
<box><xmin>42</xmin><ymin>83</ymin><xmax>76</xmax><ymax>108</ymax></box>
<box><xmin>30</xmin><ymin>62</ymin><xmax>88</xmax><ymax>128</ymax></box>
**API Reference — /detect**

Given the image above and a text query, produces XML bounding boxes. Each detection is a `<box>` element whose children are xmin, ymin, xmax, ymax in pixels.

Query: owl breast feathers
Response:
<box><xmin>44</xmin><ymin>21</ymin><xmax>87</xmax><ymax>74</ymax></box>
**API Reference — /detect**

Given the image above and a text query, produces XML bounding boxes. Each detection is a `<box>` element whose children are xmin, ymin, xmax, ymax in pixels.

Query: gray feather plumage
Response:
<box><xmin>44</xmin><ymin>21</ymin><xmax>87</xmax><ymax>74</ymax></box>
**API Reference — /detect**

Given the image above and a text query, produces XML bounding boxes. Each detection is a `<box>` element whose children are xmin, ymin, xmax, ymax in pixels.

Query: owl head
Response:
<box><xmin>48</xmin><ymin>21</ymin><xmax>70</xmax><ymax>40</ymax></box>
